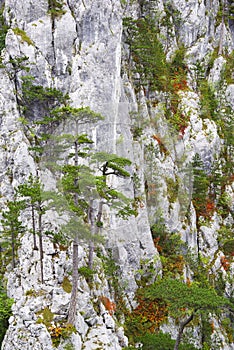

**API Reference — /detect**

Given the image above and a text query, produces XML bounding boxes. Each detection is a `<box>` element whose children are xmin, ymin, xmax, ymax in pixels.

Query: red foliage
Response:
<box><xmin>206</xmin><ymin>199</ymin><xmax>215</xmax><ymax>214</ymax></box>
<box><xmin>229</xmin><ymin>174</ymin><xmax>234</xmax><ymax>184</ymax></box>
<box><xmin>171</xmin><ymin>72</ymin><xmax>188</xmax><ymax>92</ymax></box>
<box><xmin>133</xmin><ymin>291</ymin><xmax>167</xmax><ymax>333</ymax></box>
<box><xmin>151</xmin><ymin>135</ymin><xmax>168</xmax><ymax>154</ymax></box>
<box><xmin>220</xmin><ymin>256</ymin><xmax>230</xmax><ymax>271</ymax></box>
<box><xmin>151</xmin><ymin>134</ymin><xmax>162</xmax><ymax>144</ymax></box>
<box><xmin>211</xmin><ymin>321</ymin><xmax>215</xmax><ymax>333</ymax></box>
<box><xmin>99</xmin><ymin>296</ymin><xmax>116</xmax><ymax>316</ymax></box>
<box><xmin>153</xmin><ymin>237</ymin><xmax>162</xmax><ymax>253</ymax></box>
<box><xmin>196</xmin><ymin>197</ymin><xmax>216</xmax><ymax>218</ymax></box>
<box><xmin>179</xmin><ymin>124</ymin><xmax>187</xmax><ymax>136</ymax></box>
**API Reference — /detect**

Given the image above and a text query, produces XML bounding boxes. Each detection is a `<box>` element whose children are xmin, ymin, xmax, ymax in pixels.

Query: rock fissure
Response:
<box><xmin>0</xmin><ymin>0</ymin><xmax>233</xmax><ymax>349</ymax></box>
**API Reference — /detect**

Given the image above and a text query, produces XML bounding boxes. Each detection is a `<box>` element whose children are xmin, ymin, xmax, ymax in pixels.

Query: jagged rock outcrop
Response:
<box><xmin>0</xmin><ymin>0</ymin><xmax>233</xmax><ymax>349</ymax></box>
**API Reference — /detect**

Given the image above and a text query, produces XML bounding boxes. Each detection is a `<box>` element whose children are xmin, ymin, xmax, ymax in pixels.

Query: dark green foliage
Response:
<box><xmin>166</xmin><ymin>177</ymin><xmax>179</xmax><ymax>203</ymax></box>
<box><xmin>1</xmin><ymin>199</ymin><xmax>25</xmax><ymax>268</ymax></box>
<box><xmin>17</xmin><ymin>174</ymin><xmax>43</xmax><ymax>209</ymax></box>
<box><xmin>170</xmin><ymin>45</ymin><xmax>187</xmax><ymax>74</ymax></box>
<box><xmin>91</xmin><ymin>153</ymin><xmax>136</xmax><ymax>217</ymax></box>
<box><xmin>123</xmin><ymin>16</ymin><xmax>168</xmax><ymax>92</ymax></box>
<box><xmin>123</xmin><ymin>16</ymin><xmax>188</xmax><ymax>94</ymax></box>
<box><xmin>45</xmin><ymin>229</ymin><xmax>70</xmax><ymax>248</ymax></box>
<box><xmin>162</xmin><ymin>2</ymin><xmax>183</xmax><ymax>37</ymax></box>
<box><xmin>218</xmin><ymin>225</ymin><xmax>234</xmax><ymax>258</ymax></box>
<box><xmin>61</xmin><ymin>164</ymin><xmax>94</xmax><ymax>216</ymax></box>
<box><xmin>198</xmin><ymin>80</ymin><xmax>218</xmax><ymax>119</ymax></box>
<box><xmin>223</xmin><ymin>51</ymin><xmax>234</xmax><ymax>84</ymax></box>
<box><xmin>95</xmin><ymin>174</ymin><xmax>136</xmax><ymax>219</ymax></box>
<box><xmin>51</xmin><ymin>106</ymin><xmax>104</xmax><ymax>125</ymax></box>
<box><xmin>100</xmin><ymin>251</ymin><xmax>126</xmax><ymax>319</ymax></box>
<box><xmin>125</xmin><ymin>271</ymin><xmax>233</xmax><ymax>350</ymax></box>
<box><xmin>19</xmin><ymin>76</ymin><xmax>71</xmax><ymax>165</ymax></box>
<box><xmin>8</xmin><ymin>56</ymin><xmax>30</xmax><ymax>74</ymax></box>
<box><xmin>216</xmin><ymin>0</ymin><xmax>234</xmax><ymax>25</ymax></box>
<box><xmin>48</xmin><ymin>0</ymin><xmax>66</xmax><ymax>18</ymax></box>
<box><xmin>0</xmin><ymin>6</ymin><xmax>8</xmax><ymax>54</ymax></box>
<box><xmin>151</xmin><ymin>219</ymin><xmax>185</xmax><ymax>277</ymax></box>
<box><xmin>146</xmin><ymin>278</ymin><xmax>231</xmax><ymax>315</ymax></box>
<box><xmin>124</xmin><ymin>17</ymin><xmax>189</xmax><ymax>133</ymax></box>
<box><xmin>124</xmin><ymin>332</ymin><xmax>197</xmax><ymax>350</ymax></box>
<box><xmin>191</xmin><ymin>154</ymin><xmax>209</xmax><ymax>217</ymax></box>
<box><xmin>93</xmin><ymin>153</ymin><xmax>131</xmax><ymax>178</ymax></box>
<box><xmin>0</xmin><ymin>286</ymin><xmax>13</xmax><ymax>346</ymax></box>
<box><xmin>145</xmin><ymin>278</ymin><xmax>232</xmax><ymax>349</ymax></box>
<box><xmin>17</xmin><ymin>174</ymin><xmax>45</xmax><ymax>283</ymax></box>
<box><xmin>21</xmin><ymin>75</ymin><xmax>68</xmax><ymax>118</ymax></box>
<box><xmin>78</xmin><ymin>266</ymin><xmax>96</xmax><ymax>280</ymax></box>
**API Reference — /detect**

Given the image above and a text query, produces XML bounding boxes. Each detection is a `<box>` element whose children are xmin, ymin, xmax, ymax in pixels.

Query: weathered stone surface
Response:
<box><xmin>0</xmin><ymin>0</ymin><xmax>233</xmax><ymax>349</ymax></box>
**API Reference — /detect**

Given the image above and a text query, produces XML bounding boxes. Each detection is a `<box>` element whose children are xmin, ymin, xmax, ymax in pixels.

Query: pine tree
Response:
<box><xmin>48</xmin><ymin>122</ymin><xmax>135</xmax><ymax>326</ymax></box>
<box><xmin>46</xmin><ymin>108</ymin><xmax>103</xmax><ymax>326</ymax></box>
<box><xmin>88</xmin><ymin>152</ymin><xmax>136</xmax><ymax>269</ymax></box>
<box><xmin>17</xmin><ymin>175</ymin><xmax>45</xmax><ymax>283</ymax></box>
<box><xmin>123</xmin><ymin>16</ymin><xmax>168</xmax><ymax>94</ymax></box>
<box><xmin>145</xmin><ymin>278</ymin><xmax>233</xmax><ymax>350</ymax></box>
<box><xmin>1</xmin><ymin>198</ymin><xmax>25</xmax><ymax>268</ymax></box>
<box><xmin>191</xmin><ymin>154</ymin><xmax>209</xmax><ymax>218</ymax></box>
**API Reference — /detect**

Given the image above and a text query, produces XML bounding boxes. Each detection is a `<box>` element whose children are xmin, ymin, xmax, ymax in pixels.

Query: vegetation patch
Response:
<box><xmin>48</xmin><ymin>0</ymin><xmax>66</xmax><ymax>18</ymax></box>
<box><xmin>0</xmin><ymin>286</ymin><xmax>13</xmax><ymax>346</ymax></box>
<box><xmin>78</xmin><ymin>266</ymin><xmax>96</xmax><ymax>280</ymax></box>
<box><xmin>124</xmin><ymin>332</ymin><xmax>197</xmax><ymax>350</ymax></box>
<box><xmin>12</xmin><ymin>28</ymin><xmax>34</xmax><ymax>46</ymax></box>
<box><xmin>48</xmin><ymin>323</ymin><xmax>77</xmax><ymax>347</ymax></box>
<box><xmin>37</xmin><ymin>307</ymin><xmax>54</xmax><ymax>328</ymax></box>
<box><xmin>62</xmin><ymin>277</ymin><xmax>72</xmax><ymax>293</ymax></box>
<box><xmin>37</xmin><ymin>307</ymin><xmax>76</xmax><ymax>347</ymax></box>
<box><xmin>123</xmin><ymin>16</ymin><xmax>189</xmax><ymax>133</ymax></box>
<box><xmin>0</xmin><ymin>5</ymin><xmax>9</xmax><ymax>54</ymax></box>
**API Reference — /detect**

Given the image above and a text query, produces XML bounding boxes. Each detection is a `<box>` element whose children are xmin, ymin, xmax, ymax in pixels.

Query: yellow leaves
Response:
<box><xmin>48</xmin><ymin>324</ymin><xmax>62</xmax><ymax>338</ymax></box>
<box><xmin>48</xmin><ymin>322</ymin><xmax>77</xmax><ymax>347</ymax></box>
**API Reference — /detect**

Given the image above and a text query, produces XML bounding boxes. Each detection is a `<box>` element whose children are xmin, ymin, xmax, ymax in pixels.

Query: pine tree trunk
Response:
<box><xmin>88</xmin><ymin>202</ymin><xmax>95</xmax><ymax>270</ymax></box>
<box><xmin>68</xmin><ymin>235</ymin><xmax>79</xmax><ymax>326</ymax></box>
<box><xmin>88</xmin><ymin>201</ymin><xmax>103</xmax><ymax>269</ymax></box>
<box><xmin>38</xmin><ymin>210</ymin><xmax>44</xmax><ymax>284</ymax></box>
<box><xmin>174</xmin><ymin>314</ymin><xmax>194</xmax><ymax>350</ymax></box>
<box><xmin>11</xmin><ymin>230</ymin><xmax>15</xmax><ymax>268</ymax></box>
<box><xmin>67</xmin><ymin>135</ymin><xmax>80</xmax><ymax>325</ymax></box>
<box><xmin>32</xmin><ymin>206</ymin><xmax>38</xmax><ymax>250</ymax></box>
<box><xmin>218</xmin><ymin>0</ymin><xmax>226</xmax><ymax>55</ymax></box>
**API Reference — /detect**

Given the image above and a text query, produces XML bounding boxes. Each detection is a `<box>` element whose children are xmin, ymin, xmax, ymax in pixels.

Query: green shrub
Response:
<box><xmin>124</xmin><ymin>332</ymin><xmax>197</xmax><ymax>350</ymax></box>
<box><xmin>0</xmin><ymin>6</ymin><xmax>8</xmax><ymax>53</ymax></box>
<box><xmin>37</xmin><ymin>307</ymin><xmax>54</xmax><ymax>328</ymax></box>
<box><xmin>48</xmin><ymin>0</ymin><xmax>66</xmax><ymax>18</ymax></box>
<box><xmin>0</xmin><ymin>286</ymin><xmax>13</xmax><ymax>346</ymax></box>
<box><xmin>20</xmin><ymin>75</ymin><xmax>68</xmax><ymax>121</ymax></box>
<box><xmin>78</xmin><ymin>266</ymin><xmax>96</xmax><ymax>280</ymax></box>
<box><xmin>123</xmin><ymin>16</ymin><xmax>168</xmax><ymax>93</ymax></box>
<box><xmin>198</xmin><ymin>80</ymin><xmax>218</xmax><ymax>120</ymax></box>
<box><xmin>12</xmin><ymin>28</ymin><xmax>33</xmax><ymax>45</ymax></box>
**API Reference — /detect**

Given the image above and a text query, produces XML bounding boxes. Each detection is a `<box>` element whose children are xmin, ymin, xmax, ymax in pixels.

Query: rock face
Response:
<box><xmin>0</xmin><ymin>0</ymin><xmax>233</xmax><ymax>349</ymax></box>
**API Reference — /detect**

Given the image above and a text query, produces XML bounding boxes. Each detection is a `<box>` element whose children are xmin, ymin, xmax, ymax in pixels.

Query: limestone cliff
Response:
<box><xmin>0</xmin><ymin>0</ymin><xmax>233</xmax><ymax>349</ymax></box>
